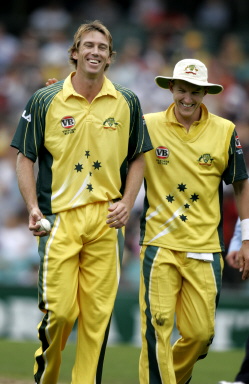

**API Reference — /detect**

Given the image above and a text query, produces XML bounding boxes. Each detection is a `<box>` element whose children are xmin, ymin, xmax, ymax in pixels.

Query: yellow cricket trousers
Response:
<box><xmin>139</xmin><ymin>245</ymin><xmax>223</xmax><ymax>384</ymax></box>
<box><xmin>34</xmin><ymin>202</ymin><xmax>124</xmax><ymax>384</ymax></box>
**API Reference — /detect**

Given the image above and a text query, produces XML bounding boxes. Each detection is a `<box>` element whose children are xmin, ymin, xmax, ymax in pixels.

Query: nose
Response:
<box><xmin>183</xmin><ymin>92</ymin><xmax>192</xmax><ymax>103</ymax></box>
<box><xmin>92</xmin><ymin>45</ymin><xmax>99</xmax><ymax>55</ymax></box>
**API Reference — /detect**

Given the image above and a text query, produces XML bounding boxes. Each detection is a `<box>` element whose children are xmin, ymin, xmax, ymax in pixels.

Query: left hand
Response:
<box><xmin>106</xmin><ymin>200</ymin><xmax>130</xmax><ymax>228</ymax></box>
<box><xmin>237</xmin><ymin>240</ymin><xmax>249</xmax><ymax>280</ymax></box>
<box><xmin>225</xmin><ymin>250</ymin><xmax>240</xmax><ymax>269</ymax></box>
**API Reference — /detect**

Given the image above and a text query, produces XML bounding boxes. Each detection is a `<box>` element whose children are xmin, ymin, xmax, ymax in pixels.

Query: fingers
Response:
<box><xmin>106</xmin><ymin>213</ymin><xmax>128</xmax><ymax>228</ymax></box>
<box><xmin>45</xmin><ymin>78</ymin><xmax>58</xmax><ymax>86</ymax></box>
<box><xmin>32</xmin><ymin>229</ymin><xmax>49</xmax><ymax>237</ymax></box>
<box><xmin>240</xmin><ymin>260</ymin><xmax>249</xmax><ymax>280</ymax></box>
<box><xmin>241</xmin><ymin>267</ymin><xmax>249</xmax><ymax>280</ymax></box>
<box><xmin>29</xmin><ymin>210</ymin><xmax>49</xmax><ymax>237</ymax></box>
<box><xmin>238</xmin><ymin>243</ymin><xmax>249</xmax><ymax>280</ymax></box>
<box><xmin>106</xmin><ymin>202</ymin><xmax>129</xmax><ymax>228</ymax></box>
<box><xmin>238</xmin><ymin>255</ymin><xmax>249</xmax><ymax>280</ymax></box>
<box><xmin>225</xmin><ymin>251</ymin><xmax>240</xmax><ymax>269</ymax></box>
<box><xmin>29</xmin><ymin>211</ymin><xmax>42</xmax><ymax>230</ymax></box>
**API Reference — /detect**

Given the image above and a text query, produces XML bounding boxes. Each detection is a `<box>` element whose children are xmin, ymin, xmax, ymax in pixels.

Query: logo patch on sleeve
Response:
<box><xmin>235</xmin><ymin>136</ymin><xmax>242</xmax><ymax>149</ymax></box>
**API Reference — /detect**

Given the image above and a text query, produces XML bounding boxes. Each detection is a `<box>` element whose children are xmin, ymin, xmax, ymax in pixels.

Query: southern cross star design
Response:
<box><xmin>74</xmin><ymin>163</ymin><xmax>83</xmax><ymax>172</ymax></box>
<box><xmin>74</xmin><ymin>152</ymin><xmax>102</xmax><ymax>193</ymax></box>
<box><xmin>164</xmin><ymin>183</ymin><xmax>200</xmax><ymax>223</ymax></box>
<box><xmin>190</xmin><ymin>193</ymin><xmax>199</xmax><ymax>202</ymax></box>
<box><xmin>179</xmin><ymin>214</ymin><xmax>188</xmax><ymax>222</ymax></box>
<box><xmin>177</xmin><ymin>183</ymin><xmax>187</xmax><ymax>192</ymax></box>
<box><xmin>87</xmin><ymin>184</ymin><xmax>93</xmax><ymax>192</ymax></box>
<box><xmin>93</xmin><ymin>160</ymin><xmax>101</xmax><ymax>170</ymax></box>
<box><xmin>166</xmin><ymin>194</ymin><xmax>175</xmax><ymax>203</ymax></box>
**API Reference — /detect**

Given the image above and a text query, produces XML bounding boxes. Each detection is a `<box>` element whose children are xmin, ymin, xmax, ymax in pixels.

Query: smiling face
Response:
<box><xmin>72</xmin><ymin>30</ymin><xmax>111</xmax><ymax>79</ymax></box>
<box><xmin>170</xmin><ymin>80</ymin><xmax>207</xmax><ymax>127</ymax></box>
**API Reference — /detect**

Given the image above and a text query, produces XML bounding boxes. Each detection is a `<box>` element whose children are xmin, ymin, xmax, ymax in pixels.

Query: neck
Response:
<box><xmin>174</xmin><ymin>107</ymin><xmax>202</xmax><ymax>132</ymax></box>
<box><xmin>71</xmin><ymin>72</ymin><xmax>104</xmax><ymax>103</ymax></box>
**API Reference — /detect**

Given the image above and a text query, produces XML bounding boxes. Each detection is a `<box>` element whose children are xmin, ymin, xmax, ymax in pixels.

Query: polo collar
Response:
<box><xmin>62</xmin><ymin>72</ymin><xmax>118</xmax><ymax>101</ymax></box>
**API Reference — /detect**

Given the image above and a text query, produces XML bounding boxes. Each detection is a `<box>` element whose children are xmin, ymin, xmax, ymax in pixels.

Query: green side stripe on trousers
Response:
<box><xmin>211</xmin><ymin>252</ymin><xmax>223</xmax><ymax>308</ymax></box>
<box><xmin>143</xmin><ymin>245</ymin><xmax>162</xmax><ymax>383</ymax></box>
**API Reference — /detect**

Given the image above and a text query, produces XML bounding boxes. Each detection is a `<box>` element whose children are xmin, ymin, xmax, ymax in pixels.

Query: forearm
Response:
<box><xmin>233</xmin><ymin>179</ymin><xmax>249</xmax><ymax>220</ymax></box>
<box><xmin>233</xmin><ymin>179</ymin><xmax>249</xmax><ymax>279</ymax></box>
<box><xmin>121</xmin><ymin>153</ymin><xmax>145</xmax><ymax>211</ymax></box>
<box><xmin>16</xmin><ymin>152</ymin><xmax>39</xmax><ymax>214</ymax></box>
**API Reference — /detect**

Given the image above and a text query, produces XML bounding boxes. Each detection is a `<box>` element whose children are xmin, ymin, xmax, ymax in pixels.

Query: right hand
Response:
<box><xmin>29</xmin><ymin>207</ymin><xmax>48</xmax><ymax>237</ymax></box>
<box><xmin>237</xmin><ymin>241</ymin><xmax>249</xmax><ymax>280</ymax></box>
<box><xmin>45</xmin><ymin>78</ymin><xmax>58</xmax><ymax>86</ymax></box>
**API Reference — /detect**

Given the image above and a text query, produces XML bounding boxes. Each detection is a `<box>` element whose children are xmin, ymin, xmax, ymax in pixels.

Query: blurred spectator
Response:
<box><xmin>109</xmin><ymin>36</ymin><xmax>146</xmax><ymax>88</ymax></box>
<box><xmin>220</xmin><ymin>83</ymin><xmax>248</xmax><ymax>121</ymax></box>
<box><xmin>195</xmin><ymin>0</ymin><xmax>232</xmax><ymax>31</ymax></box>
<box><xmin>128</xmin><ymin>0</ymin><xmax>167</xmax><ymax>27</ymax></box>
<box><xmin>0</xmin><ymin>65</ymin><xmax>31</xmax><ymax>120</ymax></box>
<box><xmin>74</xmin><ymin>0</ymin><xmax>122</xmax><ymax>27</ymax></box>
<box><xmin>0</xmin><ymin>209</ymin><xmax>38</xmax><ymax>286</ymax></box>
<box><xmin>0</xmin><ymin>22</ymin><xmax>20</xmax><ymax>75</ymax></box>
<box><xmin>16</xmin><ymin>27</ymin><xmax>41</xmax><ymax>67</ymax></box>
<box><xmin>39</xmin><ymin>30</ymin><xmax>72</xmax><ymax>81</ymax></box>
<box><xmin>28</xmin><ymin>1</ymin><xmax>71</xmax><ymax>39</ymax></box>
<box><xmin>0</xmin><ymin>133</ymin><xmax>24</xmax><ymax>226</ymax></box>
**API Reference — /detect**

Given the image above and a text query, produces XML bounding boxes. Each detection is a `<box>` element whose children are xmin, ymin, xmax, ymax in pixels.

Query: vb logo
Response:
<box><xmin>61</xmin><ymin>116</ymin><xmax>75</xmax><ymax>129</ymax></box>
<box><xmin>156</xmin><ymin>146</ymin><xmax>169</xmax><ymax>159</ymax></box>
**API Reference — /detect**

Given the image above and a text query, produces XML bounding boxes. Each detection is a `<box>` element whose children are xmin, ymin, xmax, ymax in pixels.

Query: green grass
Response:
<box><xmin>0</xmin><ymin>339</ymin><xmax>245</xmax><ymax>384</ymax></box>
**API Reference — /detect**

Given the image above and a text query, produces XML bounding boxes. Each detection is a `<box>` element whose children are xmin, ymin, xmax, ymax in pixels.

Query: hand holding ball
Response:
<box><xmin>36</xmin><ymin>218</ymin><xmax>51</xmax><ymax>233</ymax></box>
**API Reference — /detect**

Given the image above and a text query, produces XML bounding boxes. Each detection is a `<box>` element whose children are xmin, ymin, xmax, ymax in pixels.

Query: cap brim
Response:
<box><xmin>155</xmin><ymin>76</ymin><xmax>223</xmax><ymax>94</ymax></box>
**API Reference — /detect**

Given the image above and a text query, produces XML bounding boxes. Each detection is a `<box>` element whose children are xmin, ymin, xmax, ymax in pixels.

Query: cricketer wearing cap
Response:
<box><xmin>139</xmin><ymin>59</ymin><xmax>249</xmax><ymax>384</ymax></box>
<box><xmin>11</xmin><ymin>21</ymin><xmax>153</xmax><ymax>384</ymax></box>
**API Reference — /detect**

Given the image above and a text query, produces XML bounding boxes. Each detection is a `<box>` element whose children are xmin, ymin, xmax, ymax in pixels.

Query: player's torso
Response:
<box><xmin>42</xmin><ymin>90</ymin><xmax>132</xmax><ymax>211</ymax></box>
<box><xmin>141</xmin><ymin>110</ymin><xmax>233</xmax><ymax>252</ymax></box>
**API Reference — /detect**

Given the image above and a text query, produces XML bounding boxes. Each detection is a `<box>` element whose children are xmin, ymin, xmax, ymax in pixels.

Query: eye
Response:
<box><xmin>84</xmin><ymin>42</ymin><xmax>93</xmax><ymax>48</ymax></box>
<box><xmin>99</xmin><ymin>44</ymin><xmax>108</xmax><ymax>51</ymax></box>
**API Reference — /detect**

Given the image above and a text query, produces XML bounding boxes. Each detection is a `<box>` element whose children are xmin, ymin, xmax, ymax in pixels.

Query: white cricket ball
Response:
<box><xmin>37</xmin><ymin>218</ymin><xmax>51</xmax><ymax>232</ymax></box>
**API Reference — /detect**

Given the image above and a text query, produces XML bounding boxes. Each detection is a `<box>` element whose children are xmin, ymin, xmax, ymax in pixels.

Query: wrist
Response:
<box><xmin>241</xmin><ymin>219</ymin><xmax>249</xmax><ymax>241</ymax></box>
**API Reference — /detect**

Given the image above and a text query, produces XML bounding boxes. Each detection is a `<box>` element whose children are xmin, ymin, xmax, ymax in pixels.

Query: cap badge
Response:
<box><xmin>184</xmin><ymin>64</ymin><xmax>198</xmax><ymax>75</ymax></box>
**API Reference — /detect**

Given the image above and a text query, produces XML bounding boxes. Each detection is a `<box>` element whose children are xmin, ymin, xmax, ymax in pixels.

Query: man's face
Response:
<box><xmin>170</xmin><ymin>80</ymin><xmax>207</xmax><ymax>123</ymax></box>
<box><xmin>72</xmin><ymin>30</ymin><xmax>111</xmax><ymax>78</ymax></box>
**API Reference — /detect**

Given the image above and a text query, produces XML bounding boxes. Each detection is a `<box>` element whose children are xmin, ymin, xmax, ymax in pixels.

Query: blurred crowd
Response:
<box><xmin>1</xmin><ymin>0</ymin><xmax>249</xmax><ymax>289</ymax></box>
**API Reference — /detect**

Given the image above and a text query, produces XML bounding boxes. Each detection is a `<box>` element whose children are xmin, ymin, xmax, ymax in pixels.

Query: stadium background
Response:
<box><xmin>0</xmin><ymin>0</ymin><xmax>249</xmax><ymax>350</ymax></box>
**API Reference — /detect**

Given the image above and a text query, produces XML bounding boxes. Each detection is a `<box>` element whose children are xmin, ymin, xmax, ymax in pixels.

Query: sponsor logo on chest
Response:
<box><xmin>155</xmin><ymin>146</ymin><xmax>170</xmax><ymax>165</ymax></box>
<box><xmin>61</xmin><ymin>116</ymin><xmax>76</xmax><ymax>134</ymax></box>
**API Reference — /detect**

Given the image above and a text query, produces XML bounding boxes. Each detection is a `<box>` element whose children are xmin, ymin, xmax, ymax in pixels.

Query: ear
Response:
<box><xmin>72</xmin><ymin>50</ymin><xmax>78</xmax><ymax>60</ymax></box>
<box><xmin>169</xmin><ymin>80</ymin><xmax>174</xmax><ymax>92</ymax></box>
<box><xmin>204</xmin><ymin>87</ymin><xmax>208</xmax><ymax>95</ymax></box>
<box><xmin>107</xmin><ymin>55</ymin><xmax>111</xmax><ymax>65</ymax></box>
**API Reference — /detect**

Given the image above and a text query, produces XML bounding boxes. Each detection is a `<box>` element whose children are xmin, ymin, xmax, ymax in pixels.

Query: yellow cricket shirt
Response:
<box><xmin>140</xmin><ymin>103</ymin><xmax>248</xmax><ymax>252</ymax></box>
<box><xmin>11</xmin><ymin>73</ymin><xmax>153</xmax><ymax>214</ymax></box>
